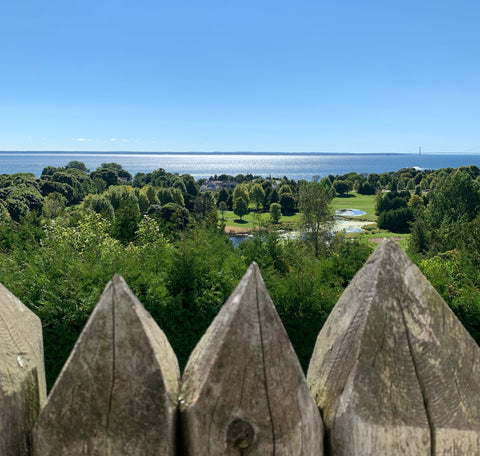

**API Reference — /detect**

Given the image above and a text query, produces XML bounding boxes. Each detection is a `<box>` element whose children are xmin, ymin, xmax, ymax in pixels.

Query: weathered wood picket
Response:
<box><xmin>2</xmin><ymin>239</ymin><xmax>480</xmax><ymax>455</ymax></box>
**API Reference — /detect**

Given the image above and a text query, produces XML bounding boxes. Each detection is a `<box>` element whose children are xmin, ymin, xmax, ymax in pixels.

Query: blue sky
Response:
<box><xmin>1</xmin><ymin>0</ymin><xmax>479</xmax><ymax>153</ymax></box>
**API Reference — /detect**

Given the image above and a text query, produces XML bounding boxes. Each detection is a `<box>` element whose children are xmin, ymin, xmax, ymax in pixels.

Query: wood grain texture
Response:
<box><xmin>180</xmin><ymin>262</ymin><xmax>323</xmax><ymax>455</ymax></box>
<box><xmin>32</xmin><ymin>274</ymin><xmax>180</xmax><ymax>456</ymax></box>
<box><xmin>307</xmin><ymin>239</ymin><xmax>480</xmax><ymax>455</ymax></box>
<box><xmin>0</xmin><ymin>282</ymin><xmax>46</xmax><ymax>456</ymax></box>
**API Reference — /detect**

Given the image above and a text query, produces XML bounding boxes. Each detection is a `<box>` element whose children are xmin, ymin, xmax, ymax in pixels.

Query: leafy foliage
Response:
<box><xmin>3</xmin><ymin>162</ymin><xmax>480</xmax><ymax>394</ymax></box>
<box><xmin>298</xmin><ymin>181</ymin><xmax>334</xmax><ymax>256</ymax></box>
<box><xmin>269</xmin><ymin>202</ymin><xmax>282</xmax><ymax>224</ymax></box>
<box><xmin>233</xmin><ymin>196</ymin><xmax>248</xmax><ymax>219</ymax></box>
<box><xmin>377</xmin><ymin>207</ymin><xmax>413</xmax><ymax>233</ymax></box>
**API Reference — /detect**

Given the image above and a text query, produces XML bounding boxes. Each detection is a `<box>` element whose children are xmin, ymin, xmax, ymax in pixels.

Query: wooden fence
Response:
<box><xmin>2</xmin><ymin>239</ymin><xmax>480</xmax><ymax>455</ymax></box>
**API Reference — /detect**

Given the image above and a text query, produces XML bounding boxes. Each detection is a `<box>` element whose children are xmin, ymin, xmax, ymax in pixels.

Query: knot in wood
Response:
<box><xmin>227</xmin><ymin>419</ymin><xmax>254</xmax><ymax>449</ymax></box>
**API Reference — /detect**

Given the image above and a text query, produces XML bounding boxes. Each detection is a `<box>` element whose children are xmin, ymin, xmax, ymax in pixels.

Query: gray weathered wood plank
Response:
<box><xmin>32</xmin><ymin>274</ymin><xmax>180</xmax><ymax>455</ymax></box>
<box><xmin>180</xmin><ymin>262</ymin><xmax>323</xmax><ymax>455</ymax></box>
<box><xmin>0</xmin><ymin>282</ymin><xmax>47</xmax><ymax>456</ymax></box>
<box><xmin>307</xmin><ymin>239</ymin><xmax>480</xmax><ymax>455</ymax></box>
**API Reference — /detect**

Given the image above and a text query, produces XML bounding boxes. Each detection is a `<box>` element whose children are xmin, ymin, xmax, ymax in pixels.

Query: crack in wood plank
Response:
<box><xmin>255</xmin><ymin>272</ymin><xmax>276</xmax><ymax>455</ymax></box>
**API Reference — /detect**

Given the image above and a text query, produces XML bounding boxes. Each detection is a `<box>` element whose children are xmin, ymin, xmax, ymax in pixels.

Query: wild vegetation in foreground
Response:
<box><xmin>1</xmin><ymin>161</ymin><xmax>480</xmax><ymax>389</ymax></box>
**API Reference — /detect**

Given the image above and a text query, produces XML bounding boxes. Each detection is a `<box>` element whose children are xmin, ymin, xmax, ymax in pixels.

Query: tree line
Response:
<box><xmin>0</xmin><ymin>161</ymin><xmax>365</xmax><ymax>389</ymax></box>
<box><xmin>2</xmin><ymin>161</ymin><xmax>480</xmax><ymax>389</ymax></box>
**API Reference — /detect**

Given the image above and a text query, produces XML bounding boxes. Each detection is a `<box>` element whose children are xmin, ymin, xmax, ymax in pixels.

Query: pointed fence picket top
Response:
<box><xmin>180</xmin><ymin>262</ymin><xmax>323</xmax><ymax>455</ymax></box>
<box><xmin>307</xmin><ymin>239</ymin><xmax>480</xmax><ymax>455</ymax></box>
<box><xmin>32</xmin><ymin>274</ymin><xmax>180</xmax><ymax>456</ymax></box>
<box><xmin>0</xmin><ymin>282</ymin><xmax>47</xmax><ymax>456</ymax></box>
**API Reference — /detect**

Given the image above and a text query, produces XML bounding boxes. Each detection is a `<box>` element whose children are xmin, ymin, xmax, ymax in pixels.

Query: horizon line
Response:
<box><xmin>0</xmin><ymin>150</ymin><xmax>478</xmax><ymax>156</ymax></box>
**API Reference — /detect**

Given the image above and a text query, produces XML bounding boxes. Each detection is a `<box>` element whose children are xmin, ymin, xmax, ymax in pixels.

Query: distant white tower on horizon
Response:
<box><xmin>419</xmin><ymin>146</ymin><xmax>422</xmax><ymax>156</ymax></box>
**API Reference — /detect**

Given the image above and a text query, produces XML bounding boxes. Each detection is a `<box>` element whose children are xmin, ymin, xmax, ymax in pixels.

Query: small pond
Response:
<box><xmin>335</xmin><ymin>208</ymin><xmax>367</xmax><ymax>217</ymax></box>
<box><xmin>230</xmin><ymin>208</ymin><xmax>370</xmax><ymax>247</ymax></box>
<box><xmin>334</xmin><ymin>219</ymin><xmax>369</xmax><ymax>233</ymax></box>
<box><xmin>229</xmin><ymin>234</ymin><xmax>253</xmax><ymax>248</ymax></box>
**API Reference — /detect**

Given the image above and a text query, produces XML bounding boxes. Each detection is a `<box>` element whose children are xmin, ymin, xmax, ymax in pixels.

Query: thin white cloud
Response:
<box><xmin>110</xmin><ymin>138</ymin><xmax>118</xmax><ymax>141</ymax></box>
<box><xmin>72</xmin><ymin>138</ymin><xmax>91</xmax><ymax>141</ymax></box>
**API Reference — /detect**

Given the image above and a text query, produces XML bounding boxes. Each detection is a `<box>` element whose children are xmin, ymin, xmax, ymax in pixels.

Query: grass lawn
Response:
<box><xmin>219</xmin><ymin>192</ymin><xmax>410</xmax><ymax>249</ymax></box>
<box><xmin>332</xmin><ymin>193</ymin><xmax>377</xmax><ymax>222</ymax></box>
<box><xmin>219</xmin><ymin>210</ymin><xmax>300</xmax><ymax>230</ymax></box>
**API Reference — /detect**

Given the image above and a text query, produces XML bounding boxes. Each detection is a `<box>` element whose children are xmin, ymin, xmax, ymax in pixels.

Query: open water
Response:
<box><xmin>2</xmin><ymin>151</ymin><xmax>480</xmax><ymax>181</ymax></box>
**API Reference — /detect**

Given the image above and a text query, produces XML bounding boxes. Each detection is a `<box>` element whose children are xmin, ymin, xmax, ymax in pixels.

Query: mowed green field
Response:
<box><xmin>219</xmin><ymin>210</ymin><xmax>300</xmax><ymax>229</ymax></box>
<box><xmin>219</xmin><ymin>192</ymin><xmax>411</xmax><ymax>247</ymax></box>
<box><xmin>219</xmin><ymin>192</ymin><xmax>377</xmax><ymax>229</ymax></box>
<box><xmin>331</xmin><ymin>193</ymin><xmax>377</xmax><ymax>221</ymax></box>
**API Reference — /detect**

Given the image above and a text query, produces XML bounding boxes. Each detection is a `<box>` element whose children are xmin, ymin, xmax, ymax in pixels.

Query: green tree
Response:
<box><xmin>279</xmin><ymin>184</ymin><xmax>292</xmax><ymax>195</ymax></box>
<box><xmin>159</xmin><ymin>203</ymin><xmax>190</xmax><ymax>231</ymax></box>
<box><xmin>84</xmin><ymin>194</ymin><xmax>115</xmax><ymax>221</ymax></box>
<box><xmin>105</xmin><ymin>186</ymin><xmax>129</xmax><ymax>210</ymax></box>
<box><xmin>65</xmin><ymin>161</ymin><xmax>89</xmax><ymax>173</ymax></box>
<box><xmin>184</xmin><ymin>176</ymin><xmax>199</xmax><ymax>197</ymax></box>
<box><xmin>113</xmin><ymin>193</ymin><xmax>141</xmax><ymax>243</ymax></box>
<box><xmin>269</xmin><ymin>188</ymin><xmax>280</xmax><ymax>205</ymax></box>
<box><xmin>413</xmin><ymin>170</ymin><xmax>480</xmax><ymax>253</ymax></box>
<box><xmin>118</xmin><ymin>169</ymin><xmax>132</xmax><ymax>182</ymax></box>
<box><xmin>157</xmin><ymin>188</ymin><xmax>174</xmax><ymax>205</ymax></box>
<box><xmin>41</xmin><ymin>166</ymin><xmax>58</xmax><ymax>177</ymax></box>
<box><xmin>90</xmin><ymin>168</ymin><xmax>118</xmax><ymax>188</ymax></box>
<box><xmin>217</xmin><ymin>187</ymin><xmax>229</xmax><ymax>206</ymax></box>
<box><xmin>100</xmin><ymin>162</ymin><xmax>123</xmax><ymax>172</ymax></box>
<box><xmin>420</xmin><ymin>178</ymin><xmax>429</xmax><ymax>190</ymax></box>
<box><xmin>133</xmin><ymin>173</ymin><xmax>147</xmax><ymax>188</ymax></box>
<box><xmin>408</xmin><ymin>194</ymin><xmax>424</xmax><ymax>212</ymax></box>
<box><xmin>426</xmin><ymin>170</ymin><xmax>480</xmax><ymax>228</ymax></box>
<box><xmin>377</xmin><ymin>207</ymin><xmax>413</xmax><ymax>233</ymax></box>
<box><xmin>279</xmin><ymin>193</ymin><xmax>295</xmax><ymax>215</ymax></box>
<box><xmin>233</xmin><ymin>197</ymin><xmax>248</xmax><ymax>220</ymax></box>
<box><xmin>1</xmin><ymin>178</ymin><xmax>44</xmax><ymax>221</ymax></box>
<box><xmin>367</xmin><ymin>173</ymin><xmax>380</xmax><ymax>187</ymax></box>
<box><xmin>298</xmin><ymin>181</ymin><xmax>334</xmax><ymax>256</ymax></box>
<box><xmin>140</xmin><ymin>185</ymin><xmax>159</xmax><ymax>205</ymax></box>
<box><xmin>270</xmin><ymin>202</ymin><xmax>282</xmax><ymax>224</ymax></box>
<box><xmin>333</xmin><ymin>180</ymin><xmax>350</xmax><ymax>196</ymax></box>
<box><xmin>390</xmin><ymin>178</ymin><xmax>398</xmax><ymax>192</ymax></box>
<box><xmin>408</xmin><ymin>219</ymin><xmax>430</xmax><ymax>254</ymax></box>
<box><xmin>193</xmin><ymin>192</ymin><xmax>215</xmax><ymax>219</ymax></box>
<box><xmin>250</xmin><ymin>183</ymin><xmax>265</xmax><ymax>212</ymax></box>
<box><xmin>233</xmin><ymin>183</ymin><xmax>250</xmax><ymax>206</ymax></box>
<box><xmin>43</xmin><ymin>192</ymin><xmax>67</xmax><ymax>218</ymax></box>
<box><xmin>137</xmin><ymin>192</ymin><xmax>150</xmax><ymax>214</ymax></box>
<box><xmin>172</xmin><ymin>178</ymin><xmax>187</xmax><ymax>194</ymax></box>
<box><xmin>0</xmin><ymin>203</ymin><xmax>11</xmax><ymax>223</ymax></box>
<box><xmin>406</xmin><ymin>178</ymin><xmax>415</xmax><ymax>191</ymax></box>
<box><xmin>357</xmin><ymin>181</ymin><xmax>376</xmax><ymax>195</ymax></box>
<box><xmin>219</xmin><ymin>201</ymin><xmax>227</xmax><ymax>220</ymax></box>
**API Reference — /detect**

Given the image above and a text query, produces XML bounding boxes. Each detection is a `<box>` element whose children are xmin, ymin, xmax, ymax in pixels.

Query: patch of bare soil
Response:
<box><xmin>225</xmin><ymin>226</ymin><xmax>252</xmax><ymax>235</ymax></box>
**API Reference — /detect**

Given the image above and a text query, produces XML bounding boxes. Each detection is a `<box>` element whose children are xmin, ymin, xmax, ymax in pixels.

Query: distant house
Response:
<box><xmin>200</xmin><ymin>180</ymin><xmax>238</xmax><ymax>192</ymax></box>
<box><xmin>222</xmin><ymin>181</ymin><xmax>237</xmax><ymax>190</ymax></box>
<box><xmin>200</xmin><ymin>181</ymin><xmax>221</xmax><ymax>192</ymax></box>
